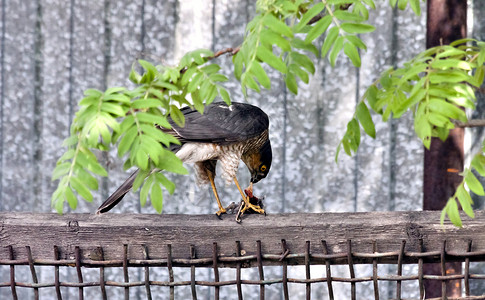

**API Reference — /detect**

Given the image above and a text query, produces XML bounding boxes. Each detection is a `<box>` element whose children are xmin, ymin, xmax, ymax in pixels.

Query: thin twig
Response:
<box><xmin>454</xmin><ymin>119</ymin><xmax>485</xmax><ymax>128</ymax></box>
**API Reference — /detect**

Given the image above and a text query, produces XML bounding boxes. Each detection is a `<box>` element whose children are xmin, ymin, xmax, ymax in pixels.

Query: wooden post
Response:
<box><xmin>424</xmin><ymin>0</ymin><xmax>467</xmax><ymax>297</ymax></box>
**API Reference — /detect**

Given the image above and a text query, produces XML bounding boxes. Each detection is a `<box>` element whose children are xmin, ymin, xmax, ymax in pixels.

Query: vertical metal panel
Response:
<box><xmin>0</xmin><ymin>1</ymin><xmax>38</xmax><ymax>212</ymax></box>
<box><xmin>469</xmin><ymin>0</ymin><xmax>485</xmax><ymax>295</ymax></box>
<box><xmin>1</xmin><ymin>0</ymin><xmax>484</xmax><ymax>298</ymax></box>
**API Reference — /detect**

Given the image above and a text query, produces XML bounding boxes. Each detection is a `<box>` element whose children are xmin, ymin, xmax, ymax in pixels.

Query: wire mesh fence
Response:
<box><xmin>2</xmin><ymin>211</ymin><xmax>485</xmax><ymax>299</ymax></box>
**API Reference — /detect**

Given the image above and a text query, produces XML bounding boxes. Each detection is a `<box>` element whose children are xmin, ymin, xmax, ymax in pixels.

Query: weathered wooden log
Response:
<box><xmin>0</xmin><ymin>211</ymin><xmax>484</xmax><ymax>268</ymax></box>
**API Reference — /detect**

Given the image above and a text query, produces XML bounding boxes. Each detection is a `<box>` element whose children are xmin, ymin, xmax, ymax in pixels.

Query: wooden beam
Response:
<box><xmin>0</xmin><ymin>211</ymin><xmax>484</xmax><ymax>268</ymax></box>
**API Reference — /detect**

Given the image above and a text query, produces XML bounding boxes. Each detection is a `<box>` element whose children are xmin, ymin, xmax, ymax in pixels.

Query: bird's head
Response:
<box><xmin>243</xmin><ymin>140</ymin><xmax>272</xmax><ymax>184</ymax></box>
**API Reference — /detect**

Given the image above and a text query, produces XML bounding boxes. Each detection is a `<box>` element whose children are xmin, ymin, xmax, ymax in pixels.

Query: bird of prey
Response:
<box><xmin>96</xmin><ymin>102</ymin><xmax>272</xmax><ymax>218</ymax></box>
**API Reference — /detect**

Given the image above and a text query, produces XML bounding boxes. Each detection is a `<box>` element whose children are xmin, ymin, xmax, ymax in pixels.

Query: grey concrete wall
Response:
<box><xmin>0</xmin><ymin>0</ymin><xmax>484</xmax><ymax>298</ymax></box>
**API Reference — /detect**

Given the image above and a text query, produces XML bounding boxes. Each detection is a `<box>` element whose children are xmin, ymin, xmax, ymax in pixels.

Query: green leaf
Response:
<box><xmin>233</xmin><ymin>52</ymin><xmax>244</xmax><ymax>80</ymax></box>
<box><xmin>201</xmin><ymin>63</ymin><xmax>220</xmax><ymax>74</ymax></box>
<box><xmin>446</xmin><ymin>197</ymin><xmax>462</xmax><ymax>227</ymax></box>
<box><xmin>342</xmin><ymin>138</ymin><xmax>351</xmax><ymax>155</ymax></box>
<box><xmin>427</xmin><ymin>112</ymin><xmax>452</xmax><ymax>128</ymax></box>
<box><xmin>289</xmin><ymin>64</ymin><xmax>309</xmax><ymax>84</ymax></box>
<box><xmin>209</xmin><ymin>73</ymin><xmax>228</xmax><ymax>83</ymax></box>
<box><xmin>241</xmin><ymin>72</ymin><xmax>261</xmax><ymax>93</ymax></box>
<box><xmin>187</xmin><ymin>72</ymin><xmax>204</xmax><ymax>93</ymax></box>
<box><xmin>101</xmin><ymin>102</ymin><xmax>125</xmax><ymax>116</ymax></box>
<box><xmin>157</xmin><ymin>150</ymin><xmax>189</xmax><ymax>175</ymax></box>
<box><xmin>356</xmin><ymin>102</ymin><xmax>376</xmax><ymax>138</ymax></box>
<box><xmin>471</xmin><ymin>154</ymin><xmax>485</xmax><ymax>177</ymax></box>
<box><xmin>334</xmin><ymin>10</ymin><xmax>365</xmax><ymax>22</ymax></box>
<box><xmin>291</xmin><ymin>38</ymin><xmax>319</xmax><ymax>56</ymax></box>
<box><xmin>456</xmin><ymin>184</ymin><xmax>474</xmax><ymax>218</ymax></box>
<box><xmin>295</xmin><ymin>2</ymin><xmax>325</xmax><ymax>32</ymax></box>
<box><xmin>132</xmin><ymin>98</ymin><xmax>162</xmax><ymax>109</ymax></box>
<box><xmin>465</xmin><ymin>171</ymin><xmax>485</xmax><ymax>196</ymax></box>
<box><xmin>435</xmin><ymin>47</ymin><xmax>466</xmax><ymax>59</ymax></box>
<box><xmin>256</xmin><ymin>46</ymin><xmax>287</xmax><ymax>73</ymax></box>
<box><xmin>79</xmin><ymin>96</ymin><xmax>100</xmax><ymax>106</ymax></box>
<box><xmin>335</xmin><ymin>142</ymin><xmax>343</xmax><ymax>162</ymax></box>
<box><xmin>340</xmin><ymin>23</ymin><xmax>375</xmax><ymax>34</ymax></box>
<box><xmin>260</xmin><ymin>30</ymin><xmax>292</xmax><ymax>51</ymax></box>
<box><xmin>397</xmin><ymin>0</ymin><xmax>408</xmax><ymax>10</ymax></box>
<box><xmin>138</xmin><ymin>112</ymin><xmax>171</xmax><ymax>128</ymax></box>
<box><xmin>219</xmin><ymin>87</ymin><xmax>231</xmax><ymax>105</ymax></box>
<box><xmin>77</xmin><ymin>167</ymin><xmax>98</xmax><ymax>190</ymax></box>
<box><xmin>62</xmin><ymin>135</ymin><xmax>79</xmax><ymax>147</ymax></box>
<box><xmin>263</xmin><ymin>13</ymin><xmax>293</xmax><ymax>37</ymax></box>
<box><xmin>170</xmin><ymin>105</ymin><xmax>185</xmax><ymax>127</ymax></box>
<box><xmin>474</xmin><ymin>66</ymin><xmax>485</xmax><ymax>86</ymax></box>
<box><xmin>285</xmin><ymin>72</ymin><xmax>298</xmax><ymax>94</ymax></box>
<box><xmin>346</xmin><ymin>35</ymin><xmax>367</xmax><ymax>50</ymax></box>
<box><xmin>304</xmin><ymin>15</ymin><xmax>332</xmax><ymax>43</ymax></box>
<box><xmin>140</xmin><ymin>174</ymin><xmax>153</xmax><ymax>207</ymax></box>
<box><xmin>290</xmin><ymin>52</ymin><xmax>315</xmax><ymax>74</ymax></box>
<box><xmin>154</xmin><ymin>80</ymin><xmax>179</xmax><ymax>92</ymax></box>
<box><xmin>151</xmin><ymin>182</ymin><xmax>163</xmax><ymax>213</ymax></box>
<box><xmin>181</xmin><ymin>66</ymin><xmax>198</xmax><ymax>85</ymax></box>
<box><xmin>54</xmin><ymin>193</ymin><xmax>65</xmax><ymax>214</ymax></box>
<box><xmin>344</xmin><ymin>42</ymin><xmax>361</xmax><ymax>67</ymax></box>
<box><xmin>431</xmin><ymin>59</ymin><xmax>472</xmax><ymax>71</ymax></box>
<box><xmin>250</xmin><ymin>60</ymin><xmax>271</xmax><ymax>90</ymax></box>
<box><xmin>155</xmin><ymin>172</ymin><xmax>176</xmax><ymax>195</ymax></box>
<box><xmin>133</xmin><ymin>169</ymin><xmax>150</xmax><ymax>191</ymax></box>
<box><xmin>434</xmin><ymin>126</ymin><xmax>450</xmax><ymax>142</ymax></box>
<box><xmin>52</xmin><ymin>162</ymin><xmax>72</xmax><ymax>181</ymax></box>
<box><xmin>118</xmin><ymin>125</ymin><xmax>138</xmax><ymax>157</ymax></box>
<box><xmin>138</xmin><ymin>59</ymin><xmax>158</xmax><ymax>83</ymax></box>
<box><xmin>414</xmin><ymin>111</ymin><xmax>432</xmax><ymax>149</ymax></box>
<box><xmin>427</xmin><ymin>99</ymin><xmax>466</xmax><ymax>122</ymax></box>
<box><xmin>348</xmin><ymin>118</ymin><xmax>361</xmax><ymax>150</ymax></box>
<box><xmin>362</xmin><ymin>0</ymin><xmax>376</xmax><ymax>9</ymax></box>
<box><xmin>84</xmin><ymin>88</ymin><xmax>103</xmax><ymax>98</ymax></box>
<box><xmin>65</xmin><ymin>187</ymin><xmax>78</xmax><ymax>210</ymax></box>
<box><xmin>129</xmin><ymin>66</ymin><xmax>142</xmax><ymax>84</ymax></box>
<box><xmin>478</xmin><ymin>42</ymin><xmax>485</xmax><ymax>65</ymax></box>
<box><xmin>70</xmin><ymin>176</ymin><xmax>93</xmax><ymax>202</ymax></box>
<box><xmin>329</xmin><ymin>36</ymin><xmax>345</xmax><ymax>67</ymax></box>
<box><xmin>440</xmin><ymin>205</ymin><xmax>447</xmax><ymax>225</ymax></box>
<box><xmin>135</xmin><ymin>147</ymin><xmax>149</xmax><ymax>170</ymax></box>
<box><xmin>365</xmin><ymin>85</ymin><xmax>378</xmax><ymax>111</ymax></box>
<box><xmin>321</xmin><ymin>26</ymin><xmax>339</xmax><ymax>57</ymax></box>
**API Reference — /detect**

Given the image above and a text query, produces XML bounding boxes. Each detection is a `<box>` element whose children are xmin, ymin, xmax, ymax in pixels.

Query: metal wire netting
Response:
<box><xmin>3</xmin><ymin>238</ymin><xmax>485</xmax><ymax>299</ymax></box>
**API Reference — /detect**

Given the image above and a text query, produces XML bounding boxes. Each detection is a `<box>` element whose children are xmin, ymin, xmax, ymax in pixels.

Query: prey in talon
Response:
<box><xmin>96</xmin><ymin>102</ymin><xmax>272</xmax><ymax>221</ymax></box>
<box><xmin>243</xmin><ymin>183</ymin><xmax>265</xmax><ymax>213</ymax></box>
<box><xmin>235</xmin><ymin>182</ymin><xmax>266</xmax><ymax>222</ymax></box>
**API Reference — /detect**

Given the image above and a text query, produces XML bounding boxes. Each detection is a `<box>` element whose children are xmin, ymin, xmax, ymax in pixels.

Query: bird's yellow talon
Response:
<box><xmin>215</xmin><ymin>208</ymin><xmax>227</xmax><ymax>216</ymax></box>
<box><xmin>241</xmin><ymin>195</ymin><xmax>265</xmax><ymax>213</ymax></box>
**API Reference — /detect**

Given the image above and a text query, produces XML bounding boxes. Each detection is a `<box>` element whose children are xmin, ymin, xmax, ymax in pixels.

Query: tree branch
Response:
<box><xmin>454</xmin><ymin>119</ymin><xmax>485</xmax><ymax>128</ymax></box>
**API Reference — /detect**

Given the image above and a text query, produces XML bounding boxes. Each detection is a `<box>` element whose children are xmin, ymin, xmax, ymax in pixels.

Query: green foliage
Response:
<box><xmin>51</xmin><ymin>51</ymin><xmax>231</xmax><ymax>213</ymax></box>
<box><xmin>442</xmin><ymin>146</ymin><xmax>485</xmax><ymax>227</ymax></box>
<box><xmin>337</xmin><ymin>38</ymin><xmax>485</xmax><ymax>226</ymax></box>
<box><xmin>234</xmin><ymin>0</ymin><xmax>377</xmax><ymax>95</ymax></box>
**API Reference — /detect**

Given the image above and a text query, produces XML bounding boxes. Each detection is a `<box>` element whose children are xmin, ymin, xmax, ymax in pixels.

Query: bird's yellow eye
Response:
<box><xmin>260</xmin><ymin>165</ymin><xmax>267</xmax><ymax>172</ymax></box>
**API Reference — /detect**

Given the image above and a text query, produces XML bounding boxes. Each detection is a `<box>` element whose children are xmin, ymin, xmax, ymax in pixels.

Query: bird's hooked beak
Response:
<box><xmin>251</xmin><ymin>172</ymin><xmax>265</xmax><ymax>184</ymax></box>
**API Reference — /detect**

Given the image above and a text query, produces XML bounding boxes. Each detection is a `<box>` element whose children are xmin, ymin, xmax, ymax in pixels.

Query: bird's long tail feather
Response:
<box><xmin>96</xmin><ymin>170</ymin><xmax>139</xmax><ymax>214</ymax></box>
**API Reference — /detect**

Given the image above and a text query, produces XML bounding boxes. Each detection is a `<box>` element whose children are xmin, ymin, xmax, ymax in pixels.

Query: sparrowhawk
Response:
<box><xmin>96</xmin><ymin>102</ymin><xmax>272</xmax><ymax>219</ymax></box>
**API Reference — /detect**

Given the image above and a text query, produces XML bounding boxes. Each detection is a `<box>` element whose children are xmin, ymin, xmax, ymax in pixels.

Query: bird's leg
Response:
<box><xmin>233</xmin><ymin>178</ymin><xmax>265</xmax><ymax>215</ymax></box>
<box><xmin>209</xmin><ymin>174</ymin><xmax>226</xmax><ymax>216</ymax></box>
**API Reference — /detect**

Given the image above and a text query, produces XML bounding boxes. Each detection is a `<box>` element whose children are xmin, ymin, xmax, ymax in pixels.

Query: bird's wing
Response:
<box><xmin>168</xmin><ymin>102</ymin><xmax>269</xmax><ymax>144</ymax></box>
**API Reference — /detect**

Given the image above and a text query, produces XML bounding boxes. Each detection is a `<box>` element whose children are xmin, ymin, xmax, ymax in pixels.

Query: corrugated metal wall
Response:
<box><xmin>0</xmin><ymin>0</ymin><xmax>484</xmax><ymax>298</ymax></box>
